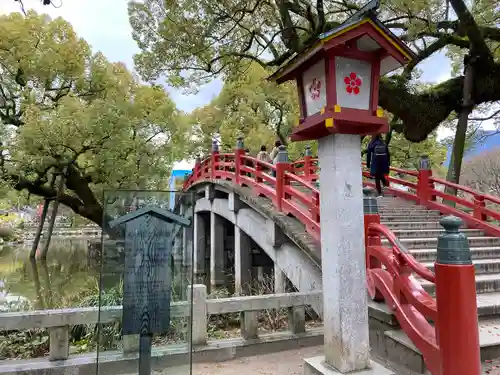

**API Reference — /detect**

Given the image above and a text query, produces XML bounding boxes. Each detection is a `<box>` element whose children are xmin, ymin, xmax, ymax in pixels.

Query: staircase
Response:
<box><xmin>376</xmin><ymin>196</ymin><xmax>500</xmax><ymax>374</ymax></box>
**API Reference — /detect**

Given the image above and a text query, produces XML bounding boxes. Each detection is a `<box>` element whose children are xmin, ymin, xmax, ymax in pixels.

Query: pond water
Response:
<box><xmin>0</xmin><ymin>237</ymin><xmax>101</xmax><ymax>312</ymax></box>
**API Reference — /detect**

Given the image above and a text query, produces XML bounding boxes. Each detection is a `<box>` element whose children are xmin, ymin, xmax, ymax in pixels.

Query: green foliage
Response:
<box><xmin>389</xmin><ymin>132</ymin><xmax>446</xmax><ymax>170</ymax></box>
<box><xmin>0</xmin><ymin>12</ymin><xmax>190</xmax><ymax>227</ymax></box>
<box><xmin>362</xmin><ymin>131</ymin><xmax>446</xmax><ymax>171</ymax></box>
<box><xmin>129</xmin><ymin>0</ymin><xmax>500</xmax><ymax>145</ymax></box>
<box><xmin>188</xmin><ymin>63</ymin><xmax>316</xmax><ymax>159</ymax></box>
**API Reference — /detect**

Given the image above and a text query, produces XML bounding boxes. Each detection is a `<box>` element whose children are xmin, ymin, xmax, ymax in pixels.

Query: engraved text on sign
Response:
<box><xmin>123</xmin><ymin>214</ymin><xmax>171</xmax><ymax>335</ymax></box>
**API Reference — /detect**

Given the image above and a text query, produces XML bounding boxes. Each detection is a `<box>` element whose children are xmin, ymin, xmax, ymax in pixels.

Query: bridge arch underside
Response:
<box><xmin>193</xmin><ymin>211</ymin><xmax>278</xmax><ymax>294</ymax></box>
<box><xmin>185</xmin><ymin>180</ymin><xmax>323</xmax><ymax>315</ymax></box>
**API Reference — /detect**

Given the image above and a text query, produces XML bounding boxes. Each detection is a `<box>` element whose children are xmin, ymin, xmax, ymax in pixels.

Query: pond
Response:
<box><xmin>0</xmin><ymin>237</ymin><xmax>102</xmax><ymax>312</ymax></box>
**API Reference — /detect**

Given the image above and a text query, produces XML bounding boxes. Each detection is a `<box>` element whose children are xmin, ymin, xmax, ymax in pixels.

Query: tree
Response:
<box><xmin>129</xmin><ymin>0</ymin><xmax>500</xmax><ymax>143</ymax></box>
<box><xmin>0</xmin><ymin>12</ymin><xmax>188</xmax><ymax>229</ymax></box>
<box><xmin>361</xmin><ymin>131</ymin><xmax>446</xmax><ymax>172</ymax></box>
<box><xmin>14</xmin><ymin>0</ymin><xmax>52</xmax><ymax>15</ymax></box>
<box><xmin>188</xmin><ymin>63</ymin><xmax>310</xmax><ymax>158</ymax></box>
<box><xmin>461</xmin><ymin>149</ymin><xmax>500</xmax><ymax>196</ymax></box>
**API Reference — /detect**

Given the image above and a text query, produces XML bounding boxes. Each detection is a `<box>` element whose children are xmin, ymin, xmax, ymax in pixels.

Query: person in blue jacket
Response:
<box><xmin>366</xmin><ymin>134</ymin><xmax>390</xmax><ymax>196</ymax></box>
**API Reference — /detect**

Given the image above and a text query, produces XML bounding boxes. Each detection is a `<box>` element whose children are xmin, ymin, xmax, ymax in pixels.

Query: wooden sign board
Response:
<box><xmin>110</xmin><ymin>206</ymin><xmax>191</xmax><ymax>335</ymax></box>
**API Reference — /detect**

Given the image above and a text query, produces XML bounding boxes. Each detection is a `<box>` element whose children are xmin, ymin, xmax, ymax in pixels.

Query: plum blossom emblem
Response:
<box><xmin>344</xmin><ymin>72</ymin><xmax>362</xmax><ymax>95</ymax></box>
<box><xmin>309</xmin><ymin>78</ymin><xmax>322</xmax><ymax>100</ymax></box>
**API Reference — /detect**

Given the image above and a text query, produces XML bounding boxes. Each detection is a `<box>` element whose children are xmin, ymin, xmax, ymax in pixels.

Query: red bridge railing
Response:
<box><xmin>183</xmin><ymin>141</ymin><xmax>484</xmax><ymax>375</ymax></box>
<box><xmin>185</xmin><ymin>143</ymin><xmax>500</xmax><ymax>239</ymax></box>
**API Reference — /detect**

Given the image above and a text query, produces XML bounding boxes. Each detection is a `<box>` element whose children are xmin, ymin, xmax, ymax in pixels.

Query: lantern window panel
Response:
<box><xmin>335</xmin><ymin>56</ymin><xmax>372</xmax><ymax>110</ymax></box>
<box><xmin>302</xmin><ymin>59</ymin><xmax>327</xmax><ymax>116</ymax></box>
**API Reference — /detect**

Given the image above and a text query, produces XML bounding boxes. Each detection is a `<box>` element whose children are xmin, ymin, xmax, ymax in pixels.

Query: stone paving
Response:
<box><xmin>124</xmin><ymin>344</ymin><xmax>500</xmax><ymax>375</ymax></box>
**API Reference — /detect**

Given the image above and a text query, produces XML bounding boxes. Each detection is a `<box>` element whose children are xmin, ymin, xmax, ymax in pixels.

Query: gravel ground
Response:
<box><xmin>190</xmin><ymin>346</ymin><xmax>323</xmax><ymax>375</ymax></box>
<box><xmin>146</xmin><ymin>346</ymin><xmax>324</xmax><ymax>375</ymax></box>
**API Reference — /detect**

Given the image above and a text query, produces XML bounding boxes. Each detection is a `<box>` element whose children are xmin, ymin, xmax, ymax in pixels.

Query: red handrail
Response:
<box><xmin>184</xmin><ymin>151</ymin><xmax>500</xmax><ymax>239</ymax></box>
<box><xmin>366</xmin><ymin>223</ymin><xmax>440</xmax><ymax>375</ymax></box>
<box><xmin>182</xmin><ymin>148</ymin><xmax>486</xmax><ymax>375</ymax></box>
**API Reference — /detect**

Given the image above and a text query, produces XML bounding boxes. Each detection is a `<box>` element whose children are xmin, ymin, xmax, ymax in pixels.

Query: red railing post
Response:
<box><xmin>311</xmin><ymin>190</ymin><xmax>320</xmax><ymax>223</ymax></box>
<box><xmin>304</xmin><ymin>144</ymin><xmax>312</xmax><ymax>181</ymax></box>
<box><xmin>363</xmin><ymin>187</ymin><xmax>382</xmax><ymax>269</ymax></box>
<box><xmin>194</xmin><ymin>156</ymin><xmax>201</xmax><ymax>179</ymax></box>
<box><xmin>417</xmin><ymin>154</ymin><xmax>432</xmax><ymax>204</ymax></box>
<box><xmin>435</xmin><ymin>216</ymin><xmax>481</xmax><ymax>375</ymax></box>
<box><xmin>473</xmin><ymin>195</ymin><xmax>487</xmax><ymax>221</ymax></box>
<box><xmin>234</xmin><ymin>136</ymin><xmax>244</xmax><ymax>185</ymax></box>
<box><xmin>211</xmin><ymin>139</ymin><xmax>219</xmax><ymax>179</ymax></box>
<box><xmin>275</xmin><ymin>145</ymin><xmax>290</xmax><ymax>211</ymax></box>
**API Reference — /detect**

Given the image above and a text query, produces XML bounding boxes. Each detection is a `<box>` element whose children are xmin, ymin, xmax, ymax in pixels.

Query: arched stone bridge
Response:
<box><xmin>174</xmin><ymin>145</ymin><xmax>500</xmax><ymax>375</ymax></box>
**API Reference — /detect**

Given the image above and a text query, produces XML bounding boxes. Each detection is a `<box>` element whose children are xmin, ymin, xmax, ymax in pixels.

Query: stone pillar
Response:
<box><xmin>234</xmin><ymin>226</ymin><xmax>252</xmax><ymax>295</ymax></box>
<box><xmin>317</xmin><ymin>133</ymin><xmax>370</xmax><ymax>372</ymax></box>
<box><xmin>210</xmin><ymin>212</ymin><xmax>225</xmax><ymax>288</ymax></box>
<box><xmin>182</xmin><ymin>219</ymin><xmax>193</xmax><ymax>270</ymax></box>
<box><xmin>274</xmin><ymin>263</ymin><xmax>287</xmax><ymax>293</ymax></box>
<box><xmin>194</xmin><ymin>213</ymin><xmax>206</xmax><ymax>281</ymax></box>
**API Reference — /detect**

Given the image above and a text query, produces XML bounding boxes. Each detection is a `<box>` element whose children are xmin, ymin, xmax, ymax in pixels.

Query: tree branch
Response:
<box><xmin>448</xmin><ymin>0</ymin><xmax>492</xmax><ymax>59</ymax></box>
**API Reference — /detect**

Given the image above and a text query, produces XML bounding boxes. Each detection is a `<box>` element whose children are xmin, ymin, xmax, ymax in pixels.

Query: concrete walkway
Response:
<box><xmin>191</xmin><ymin>346</ymin><xmax>323</xmax><ymax>375</ymax></box>
<box><xmin>139</xmin><ymin>345</ymin><xmax>500</xmax><ymax>375</ymax></box>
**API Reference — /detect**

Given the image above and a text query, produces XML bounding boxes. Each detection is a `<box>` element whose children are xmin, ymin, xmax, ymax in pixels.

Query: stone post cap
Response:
<box><xmin>212</xmin><ymin>139</ymin><xmax>219</xmax><ymax>152</ymax></box>
<box><xmin>236</xmin><ymin>136</ymin><xmax>244</xmax><ymax>149</ymax></box>
<box><xmin>305</xmin><ymin>144</ymin><xmax>312</xmax><ymax>156</ymax></box>
<box><xmin>276</xmin><ymin>145</ymin><xmax>289</xmax><ymax>163</ymax></box>
<box><xmin>436</xmin><ymin>215</ymin><xmax>472</xmax><ymax>265</ymax></box>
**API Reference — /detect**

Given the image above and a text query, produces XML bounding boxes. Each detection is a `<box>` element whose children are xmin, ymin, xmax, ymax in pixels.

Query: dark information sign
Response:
<box><xmin>122</xmin><ymin>213</ymin><xmax>172</xmax><ymax>335</ymax></box>
<box><xmin>109</xmin><ymin>206</ymin><xmax>191</xmax><ymax>375</ymax></box>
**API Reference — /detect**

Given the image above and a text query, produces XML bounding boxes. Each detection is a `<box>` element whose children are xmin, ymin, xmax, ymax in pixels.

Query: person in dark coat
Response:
<box><xmin>366</xmin><ymin>134</ymin><xmax>390</xmax><ymax>196</ymax></box>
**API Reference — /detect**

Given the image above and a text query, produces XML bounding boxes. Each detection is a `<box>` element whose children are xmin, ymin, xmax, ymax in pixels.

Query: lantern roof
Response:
<box><xmin>268</xmin><ymin>13</ymin><xmax>417</xmax><ymax>84</ymax></box>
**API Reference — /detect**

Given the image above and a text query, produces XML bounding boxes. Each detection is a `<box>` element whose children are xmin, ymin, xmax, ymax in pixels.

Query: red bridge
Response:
<box><xmin>182</xmin><ymin>141</ymin><xmax>500</xmax><ymax>375</ymax></box>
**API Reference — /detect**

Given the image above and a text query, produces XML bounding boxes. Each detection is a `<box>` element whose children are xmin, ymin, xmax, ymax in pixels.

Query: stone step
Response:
<box><xmin>378</xmin><ymin>210</ymin><xmax>441</xmax><ymax>220</ymax></box>
<box><xmin>377</xmin><ymin>204</ymin><xmax>420</xmax><ymax>209</ymax></box>
<box><xmin>410</xmin><ymin>247</ymin><xmax>500</xmax><ymax>262</ymax></box>
<box><xmin>390</xmin><ymin>228</ymin><xmax>483</xmax><ymax>239</ymax></box>
<box><xmin>383</xmin><ymin>317</ymin><xmax>500</xmax><ymax>374</ymax></box>
<box><xmin>381</xmin><ymin>214</ymin><xmax>442</xmax><ymax>222</ymax></box>
<box><xmin>422</xmin><ymin>258</ymin><xmax>500</xmax><ymax>275</ymax></box>
<box><xmin>420</xmin><ymin>273</ymin><xmax>500</xmax><ymax>294</ymax></box>
<box><xmin>378</xmin><ymin>207</ymin><xmax>434</xmax><ymax>211</ymax></box>
<box><xmin>382</xmin><ymin>221</ymin><xmax>444</xmax><ymax>230</ymax></box>
<box><xmin>382</xmin><ymin>236</ymin><xmax>500</xmax><ymax>250</ymax></box>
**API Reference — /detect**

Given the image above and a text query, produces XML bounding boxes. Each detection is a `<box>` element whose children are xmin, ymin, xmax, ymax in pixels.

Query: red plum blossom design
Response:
<box><xmin>344</xmin><ymin>72</ymin><xmax>362</xmax><ymax>95</ymax></box>
<box><xmin>309</xmin><ymin>78</ymin><xmax>322</xmax><ymax>100</ymax></box>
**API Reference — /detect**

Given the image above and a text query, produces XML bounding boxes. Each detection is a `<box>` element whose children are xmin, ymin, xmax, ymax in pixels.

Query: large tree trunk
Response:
<box><xmin>11</xmin><ymin>165</ymin><xmax>110</xmax><ymax>232</ymax></box>
<box><xmin>444</xmin><ymin>58</ymin><xmax>475</xmax><ymax>206</ymax></box>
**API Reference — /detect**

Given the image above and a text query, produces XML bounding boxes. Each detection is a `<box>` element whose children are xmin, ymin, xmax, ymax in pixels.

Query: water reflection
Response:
<box><xmin>0</xmin><ymin>237</ymin><xmax>100</xmax><ymax>311</ymax></box>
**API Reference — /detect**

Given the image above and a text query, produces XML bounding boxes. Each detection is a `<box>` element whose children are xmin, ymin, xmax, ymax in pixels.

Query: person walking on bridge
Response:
<box><xmin>366</xmin><ymin>134</ymin><xmax>390</xmax><ymax>197</ymax></box>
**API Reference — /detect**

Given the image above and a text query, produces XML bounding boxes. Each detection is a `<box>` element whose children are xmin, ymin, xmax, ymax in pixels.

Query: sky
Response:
<box><xmin>0</xmin><ymin>0</ymin><xmax>492</xmax><ymax>140</ymax></box>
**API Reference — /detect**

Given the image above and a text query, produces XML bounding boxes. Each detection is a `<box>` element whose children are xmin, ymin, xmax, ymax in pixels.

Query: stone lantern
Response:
<box><xmin>269</xmin><ymin>1</ymin><xmax>416</xmax><ymax>374</ymax></box>
<box><xmin>269</xmin><ymin>0</ymin><xmax>416</xmax><ymax>141</ymax></box>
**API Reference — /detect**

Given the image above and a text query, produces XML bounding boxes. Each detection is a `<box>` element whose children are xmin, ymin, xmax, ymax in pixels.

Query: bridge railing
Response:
<box><xmin>363</xmin><ymin>189</ymin><xmax>481</xmax><ymax>375</ymax></box>
<box><xmin>183</xmin><ymin>140</ymin><xmax>483</xmax><ymax>375</ymax></box>
<box><xmin>184</xmin><ymin>139</ymin><xmax>321</xmax><ymax>239</ymax></box>
<box><xmin>185</xmin><ymin>139</ymin><xmax>500</xmax><ymax>241</ymax></box>
<box><xmin>365</xmin><ymin>221</ymin><xmax>440</xmax><ymax>374</ymax></box>
<box><xmin>0</xmin><ymin>285</ymin><xmax>321</xmax><ymax>363</ymax></box>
